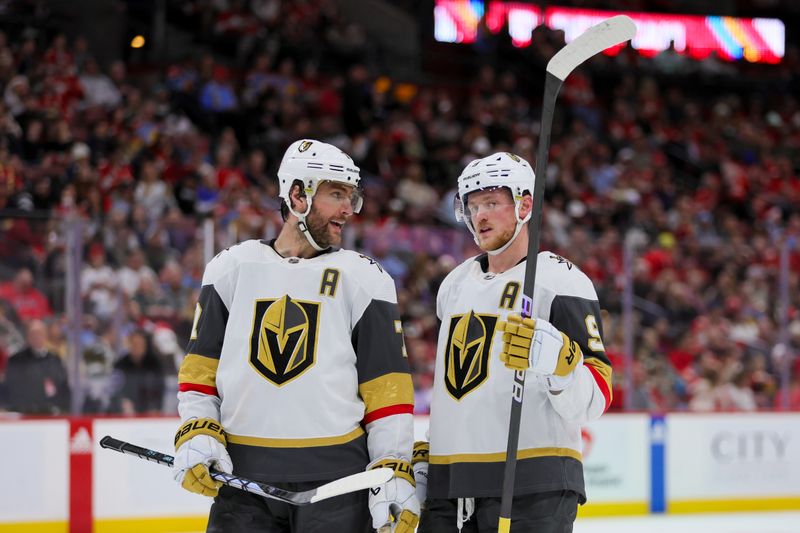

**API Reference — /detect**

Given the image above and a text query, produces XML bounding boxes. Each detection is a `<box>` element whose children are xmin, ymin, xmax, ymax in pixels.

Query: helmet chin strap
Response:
<box><xmin>476</xmin><ymin>200</ymin><xmax>531</xmax><ymax>256</ymax></box>
<box><xmin>287</xmin><ymin>198</ymin><xmax>329</xmax><ymax>252</ymax></box>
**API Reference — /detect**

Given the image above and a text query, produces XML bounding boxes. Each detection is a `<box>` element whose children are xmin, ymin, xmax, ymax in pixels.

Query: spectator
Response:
<box><xmin>0</xmin><ymin>268</ymin><xmax>52</xmax><ymax>321</ymax></box>
<box><xmin>199</xmin><ymin>65</ymin><xmax>238</xmax><ymax>113</ymax></box>
<box><xmin>118</xmin><ymin>248</ymin><xmax>158</xmax><ymax>296</ymax></box>
<box><xmin>80</xmin><ymin>242</ymin><xmax>119</xmax><ymax>320</ymax></box>
<box><xmin>3</xmin><ymin>319</ymin><xmax>70</xmax><ymax>414</ymax></box>
<box><xmin>3</xmin><ymin>75</ymin><xmax>29</xmax><ymax>117</ymax></box>
<box><xmin>395</xmin><ymin>163</ymin><xmax>438</xmax><ymax>221</ymax></box>
<box><xmin>79</xmin><ymin>57</ymin><xmax>122</xmax><ymax>109</ymax></box>
<box><xmin>109</xmin><ymin>329</ymin><xmax>164</xmax><ymax>414</ymax></box>
<box><xmin>652</xmin><ymin>41</ymin><xmax>691</xmax><ymax>75</ymax></box>
<box><xmin>81</xmin><ymin>328</ymin><xmax>116</xmax><ymax>414</ymax></box>
<box><xmin>134</xmin><ymin>157</ymin><xmax>176</xmax><ymax>223</ymax></box>
<box><xmin>0</xmin><ymin>301</ymin><xmax>25</xmax><ymax>376</ymax></box>
<box><xmin>242</xmin><ymin>148</ymin><xmax>268</xmax><ymax>186</ymax></box>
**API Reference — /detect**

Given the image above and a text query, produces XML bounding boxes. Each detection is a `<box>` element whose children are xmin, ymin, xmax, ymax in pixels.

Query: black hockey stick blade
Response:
<box><xmin>100</xmin><ymin>436</ymin><xmax>393</xmax><ymax>505</ymax></box>
<box><xmin>497</xmin><ymin>15</ymin><xmax>636</xmax><ymax>533</ymax></box>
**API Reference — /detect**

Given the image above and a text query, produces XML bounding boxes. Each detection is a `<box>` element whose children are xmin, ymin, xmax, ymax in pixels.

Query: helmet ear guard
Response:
<box><xmin>453</xmin><ymin>193</ymin><xmax>466</xmax><ymax>223</ymax></box>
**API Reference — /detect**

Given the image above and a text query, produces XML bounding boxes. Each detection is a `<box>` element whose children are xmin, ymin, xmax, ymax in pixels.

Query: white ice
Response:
<box><xmin>574</xmin><ymin>511</ymin><xmax>800</xmax><ymax>533</ymax></box>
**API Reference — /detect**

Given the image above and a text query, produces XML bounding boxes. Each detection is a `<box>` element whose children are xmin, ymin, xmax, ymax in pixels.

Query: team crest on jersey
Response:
<box><xmin>444</xmin><ymin>311</ymin><xmax>498</xmax><ymax>400</ymax></box>
<box><xmin>248</xmin><ymin>295</ymin><xmax>320</xmax><ymax>386</ymax></box>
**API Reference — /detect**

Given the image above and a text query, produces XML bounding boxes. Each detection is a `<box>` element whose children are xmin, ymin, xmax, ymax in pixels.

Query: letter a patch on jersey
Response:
<box><xmin>249</xmin><ymin>295</ymin><xmax>321</xmax><ymax>386</ymax></box>
<box><xmin>444</xmin><ymin>311</ymin><xmax>498</xmax><ymax>400</ymax></box>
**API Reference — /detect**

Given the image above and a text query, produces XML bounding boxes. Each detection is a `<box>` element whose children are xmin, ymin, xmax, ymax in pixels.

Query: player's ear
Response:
<box><xmin>289</xmin><ymin>181</ymin><xmax>308</xmax><ymax>213</ymax></box>
<box><xmin>519</xmin><ymin>193</ymin><xmax>533</xmax><ymax>219</ymax></box>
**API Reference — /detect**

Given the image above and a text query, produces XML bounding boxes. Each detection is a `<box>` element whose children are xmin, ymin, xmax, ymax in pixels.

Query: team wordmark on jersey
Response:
<box><xmin>248</xmin><ymin>295</ymin><xmax>321</xmax><ymax>386</ymax></box>
<box><xmin>549</xmin><ymin>254</ymin><xmax>573</xmax><ymax>269</ymax></box>
<box><xmin>444</xmin><ymin>311</ymin><xmax>498</xmax><ymax>400</ymax></box>
<box><xmin>357</xmin><ymin>254</ymin><xmax>384</xmax><ymax>273</ymax></box>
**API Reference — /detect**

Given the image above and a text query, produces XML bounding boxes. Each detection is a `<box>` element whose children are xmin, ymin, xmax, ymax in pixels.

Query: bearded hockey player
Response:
<box><xmin>172</xmin><ymin>139</ymin><xmax>419</xmax><ymax>533</ymax></box>
<box><xmin>414</xmin><ymin>153</ymin><xmax>612</xmax><ymax>533</ymax></box>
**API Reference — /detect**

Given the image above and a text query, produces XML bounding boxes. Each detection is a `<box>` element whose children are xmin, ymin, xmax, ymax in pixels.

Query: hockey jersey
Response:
<box><xmin>427</xmin><ymin>251</ymin><xmax>612</xmax><ymax>500</ymax></box>
<box><xmin>177</xmin><ymin>239</ymin><xmax>414</xmax><ymax>483</ymax></box>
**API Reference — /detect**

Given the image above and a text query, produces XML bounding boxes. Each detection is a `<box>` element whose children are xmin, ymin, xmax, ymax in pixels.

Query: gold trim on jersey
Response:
<box><xmin>359</xmin><ymin>372</ymin><xmax>414</xmax><ymax>415</ymax></box>
<box><xmin>178</xmin><ymin>353</ymin><xmax>219</xmax><ymax>387</ymax></box>
<box><xmin>585</xmin><ymin>357</ymin><xmax>613</xmax><ymax>399</ymax></box>
<box><xmin>248</xmin><ymin>295</ymin><xmax>321</xmax><ymax>387</ymax></box>
<box><xmin>227</xmin><ymin>427</ymin><xmax>365</xmax><ymax>448</ymax></box>
<box><xmin>444</xmin><ymin>311</ymin><xmax>498</xmax><ymax>400</ymax></box>
<box><xmin>429</xmin><ymin>446</ymin><xmax>582</xmax><ymax>464</ymax></box>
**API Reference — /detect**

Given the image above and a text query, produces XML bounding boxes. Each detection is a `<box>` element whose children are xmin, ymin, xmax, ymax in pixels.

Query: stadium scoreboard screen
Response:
<box><xmin>434</xmin><ymin>1</ymin><xmax>785</xmax><ymax>64</ymax></box>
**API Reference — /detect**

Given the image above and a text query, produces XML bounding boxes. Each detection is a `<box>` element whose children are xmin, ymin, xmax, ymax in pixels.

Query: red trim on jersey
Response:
<box><xmin>586</xmin><ymin>364</ymin><xmax>612</xmax><ymax>412</ymax></box>
<box><xmin>179</xmin><ymin>383</ymin><xmax>219</xmax><ymax>396</ymax></box>
<box><xmin>363</xmin><ymin>404</ymin><xmax>414</xmax><ymax>425</ymax></box>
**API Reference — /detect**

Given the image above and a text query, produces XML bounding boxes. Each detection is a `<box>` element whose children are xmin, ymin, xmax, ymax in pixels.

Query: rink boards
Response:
<box><xmin>1</xmin><ymin>413</ymin><xmax>799</xmax><ymax>532</ymax></box>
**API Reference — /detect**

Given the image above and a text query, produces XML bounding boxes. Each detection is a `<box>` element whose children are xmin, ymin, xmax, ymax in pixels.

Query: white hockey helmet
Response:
<box><xmin>454</xmin><ymin>152</ymin><xmax>535</xmax><ymax>255</ymax></box>
<box><xmin>277</xmin><ymin>139</ymin><xmax>363</xmax><ymax>250</ymax></box>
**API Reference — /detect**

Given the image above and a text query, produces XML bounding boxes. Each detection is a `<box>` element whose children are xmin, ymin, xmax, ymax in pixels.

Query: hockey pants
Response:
<box><xmin>418</xmin><ymin>490</ymin><xmax>579</xmax><ymax>533</ymax></box>
<box><xmin>206</xmin><ymin>482</ymin><xmax>372</xmax><ymax>533</ymax></box>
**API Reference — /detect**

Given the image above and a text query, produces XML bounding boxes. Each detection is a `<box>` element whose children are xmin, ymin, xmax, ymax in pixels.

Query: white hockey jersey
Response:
<box><xmin>177</xmin><ymin>239</ymin><xmax>414</xmax><ymax>482</ymax></box>
<box><xmin>427</xmin><ymin>251</ymin><xmax>612</xmax><ymax>500</ymax></box>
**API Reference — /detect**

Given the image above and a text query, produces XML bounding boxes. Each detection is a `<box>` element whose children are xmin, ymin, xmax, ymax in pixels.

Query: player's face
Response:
<box><xmin>306</xmin><ymin>181</ymin><xmax>358</xmax><ymax>248</ymax></box>
<box><xmin>466</xmin><ymin>188</ymin><xmax>517</xmax><ymax>251</ymax></box>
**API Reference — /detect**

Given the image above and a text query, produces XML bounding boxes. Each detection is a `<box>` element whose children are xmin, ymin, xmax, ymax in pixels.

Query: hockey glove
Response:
<box><xmin>368</xmin><ymin>456</ymin><xmax>420</xmax><ymax>533</ymax></box>
<box><xmin>412</xmin><ymin>441</ymin><xmax>429</xmax><ymax>507</ymax></box>
<box><xmin>173</xmin><ymin>418</ymin><xmax>233</xmax><ymax>497</ymax></box>
<box><xmin>497</xmin><ymin>314</ymin><xmax>583</xmax><ymax>391</ymax></box>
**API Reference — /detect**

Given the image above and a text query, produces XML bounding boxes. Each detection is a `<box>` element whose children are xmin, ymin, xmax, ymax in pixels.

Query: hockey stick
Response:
<box><xmin>497</xmin><ymin>16</ymin><xmax>636</xmax><ymax>533</ymax></box>
<box><xmin>100</xmin><ymin>435</ymin><xmax>393</xmax><ymax>505</ymax></box>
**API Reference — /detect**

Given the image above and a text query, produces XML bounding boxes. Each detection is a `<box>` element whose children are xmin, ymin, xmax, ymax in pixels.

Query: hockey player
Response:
<box><xmin>414</xmin><ymin>153</ymin><xmax>612</xmax><ymax>532</ymax></box>
<box><xmin>172</xmin><ymin>139</ymin><xmax>419</xmax><ymax>533</ymax></box>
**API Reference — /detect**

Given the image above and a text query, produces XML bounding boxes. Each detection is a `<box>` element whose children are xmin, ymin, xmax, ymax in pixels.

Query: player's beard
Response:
<box><xmin>305</xmin><ymin>209</ymin><xmax>339</xmax><ymax>249</ymax></box>
<box><xmin>477</xmin><ymin>224</ymin><xmax>515</xmax><ymax>252</ymax></box>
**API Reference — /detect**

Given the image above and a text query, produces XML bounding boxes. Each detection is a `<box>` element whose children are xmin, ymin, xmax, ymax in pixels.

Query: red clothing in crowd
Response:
<box><xmin>0</xmin><ymin>282</ymin><xmax>52</xmax><ymax>321</ymax></box>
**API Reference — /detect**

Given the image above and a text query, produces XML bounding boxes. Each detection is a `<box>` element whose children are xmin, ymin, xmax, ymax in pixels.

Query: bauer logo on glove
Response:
<box><xmin>172</xmin><ymin>418</ymin><xmax>233</xmax><ymax>498</ymax></box>
<box><xmin>368</xmin><ymin>456</ymin><xmax>420</xmax><ymax>533</ymax></box>
<box><xmin>497</xmin><ymin>314</ymin><xmax>582</xmax><ymax>380</ymax></box>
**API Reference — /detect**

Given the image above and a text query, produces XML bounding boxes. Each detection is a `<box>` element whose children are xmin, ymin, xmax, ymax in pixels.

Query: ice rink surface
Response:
<box><xmin>574</xmin><ymin>512</ymin><xmax>800</xmax><ymax>533</ymax></box>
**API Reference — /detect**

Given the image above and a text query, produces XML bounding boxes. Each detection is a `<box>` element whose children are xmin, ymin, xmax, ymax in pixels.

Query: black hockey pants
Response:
<box><xmin>418</xmin><ymin>490</ymin><xmax>579</xmax><ymax>533</ymax></box>
<box><xmin>206</xmin><ymin>482</ymin><xmax>372</xmax><ymax>533</ymax></box>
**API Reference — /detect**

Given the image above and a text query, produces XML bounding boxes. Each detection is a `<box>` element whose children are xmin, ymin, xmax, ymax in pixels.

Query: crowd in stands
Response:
<box><xmin>0</xmin><ymin>0</ymin><xmax>799</xmax><ymax>416</ymax></box>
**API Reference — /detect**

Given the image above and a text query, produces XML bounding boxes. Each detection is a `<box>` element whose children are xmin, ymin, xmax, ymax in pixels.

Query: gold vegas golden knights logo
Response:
<box><xmin>444</xmin><ymin>311</ymin><xmax>498</xmax><ymax>400</ymax></box>
<box><xmin>249</xmin><ymin>295</ymin><xmax>320</xmax><ymax>386</ymax></box>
